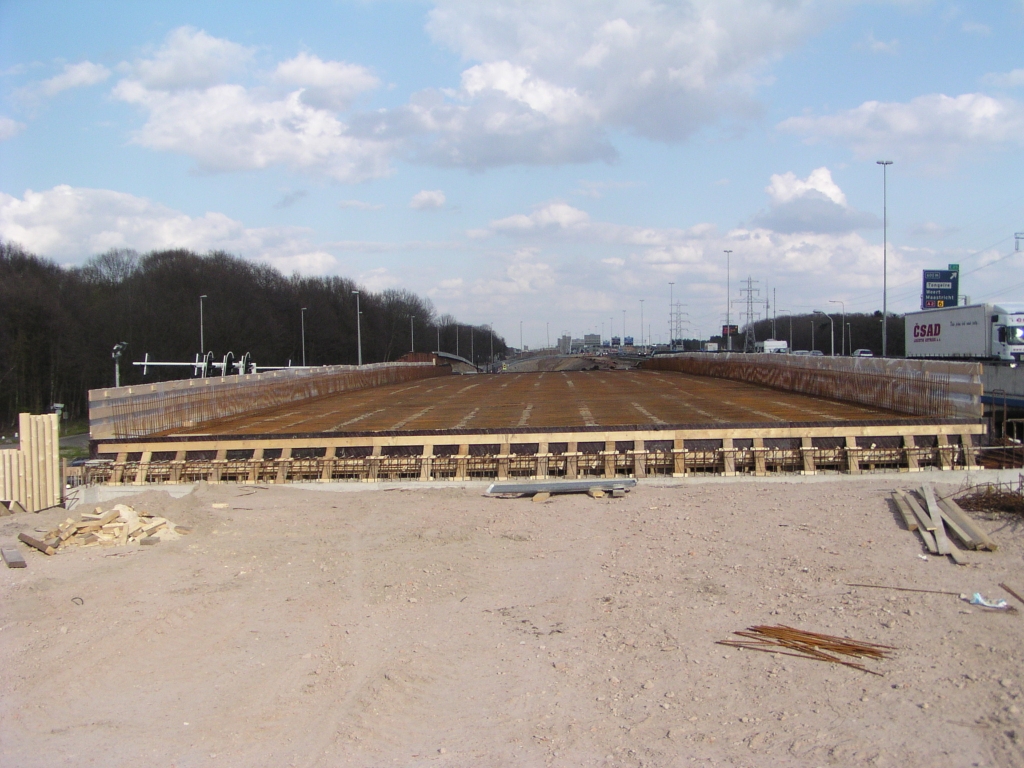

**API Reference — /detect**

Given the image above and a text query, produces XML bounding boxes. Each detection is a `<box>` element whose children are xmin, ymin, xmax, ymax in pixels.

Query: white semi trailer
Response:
<box><xmin>905</xmin><ymin>303</ymin><xmax>1024</xmax><ymax>362</ymax></box>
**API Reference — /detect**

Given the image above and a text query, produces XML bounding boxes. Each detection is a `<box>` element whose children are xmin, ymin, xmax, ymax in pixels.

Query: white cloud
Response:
<box><xmin>0</xmin><ymin>185</ymin><xmax>337</xmax><ymax>273</ymax></box>
<box><xmin>113</xmin><ymin>81</ymin><xmax>392</xmax><ymax>182</ymax></box>
<box><xmin>0</xmin><ymin>117</ymin><xmax>25</xmax><ymax>141</ymax></box>
<box><xmin>111</xmin><ymin>28</ymin><xmax>392</xmax><ymax>182</ymax></box>
<box><xmin>271</xmin><ymin>52</ymin><xmax>379</xmax><ymax>110</ymax></box>
<box><xmin>961</xmin><ymin>21</ymin><xmax>991</xmax><ymax>36</ymax></box>
<box><xmin>39</xmin><ymin>61</ymin><xmax>110</xmax><ymax>96</ymax></box>
<box><xmin>750</xmin><ymin>167</ymin><xmax>878</xmax><ymax>234</ymax></box>
<box><xmin>338</xmin><ymin>199</ymin><xmax>385</xmax><ymax>211</ymax></box>
<box><xmin>858</xmin><ymin>33</ymin><xmax>898</xmax><ymax>54</ymax></box>
<box><xmin>489</xmin><ymin>202</ymin><xmax>590</xmax><ymax>232</ymax></box>
<box><xmin>425</xmin><ymin>0</ymin><xmax>831</xmax><ymax>144</ymax></box>
<box><xmin>127</xmin><ymin>26</ymin><xmax>253</xmax><ymax>89</ymax></box>
<box><xmin>983</xmin><ymin>69</ymin><xmax>1024</xmax><ymax>88</ymax></box>
<box><xmin>779</xmin><ymin>92</ymin><xmax>1024</xmax><ymax>164</ymax></box>
<box><xmin>410</xmin><ymin>189</ymin><xmax>446</xmax><ymax>210</ymax></box>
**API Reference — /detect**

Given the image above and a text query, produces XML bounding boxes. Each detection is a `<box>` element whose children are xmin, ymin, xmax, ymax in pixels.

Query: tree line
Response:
<box><xmin>0</xmin><ymin>242</ymin><xmax>507</xmax><ymax>427</ymax></box>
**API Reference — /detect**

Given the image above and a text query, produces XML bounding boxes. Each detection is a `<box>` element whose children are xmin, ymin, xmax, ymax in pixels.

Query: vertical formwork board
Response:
<box><xmin>14</xmin><ymin>413</ymin><xmax>61</xmax><ymax>512</ymax></box>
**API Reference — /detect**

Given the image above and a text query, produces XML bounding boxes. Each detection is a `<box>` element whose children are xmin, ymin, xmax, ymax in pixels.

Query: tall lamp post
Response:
<box><xmin>301</xmin><ymin>307</ymin><xmax>307</xmax><ymax>366</ymax></box>
<box><xmin>829</xmin><ymin>300</ymin><xmax>845</xmax><ymax>355</ymax></box>
<box><xmin>199</xmin><ymin>294</ymin><xmax>208</xmax><ymax>353</ymax></box>
<box><xmin>724</xmin><ymin>250</ymin><xmax>732</xmax><ymax>351</ymax></box>
<box><xmin>351</xmin><ymin>291</ymin><xmax>362</xmax><ymax>366</ymax></box>
<box><xmin>638</xmin><ymin>301</ymin><xmax>647</xmax><ymax>352</ymax></box>
<box><xmin>410</xmin><ymin>315</ymin><xmax>415</xmax><ymax>353</ymax></box>
<box><xmin>814</xmin><ymin>310</ymin><xmax>835</xmax><ymax>356</ymax></box>
<box><xmin>877</xmin><ymin>160</ymin><xmax>893</xmax><ymax>357</ymax></box>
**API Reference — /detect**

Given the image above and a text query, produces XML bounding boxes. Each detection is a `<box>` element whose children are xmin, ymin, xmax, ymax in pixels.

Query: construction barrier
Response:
<box><xmin>642</xmin><ymin>354</ymin><xmax>983</xmax><ymax>420</ymax></box>
<box><xmin>0</xmin><ymin>413</ymin><xmax>61</xmax><ymax>513</ymax></box>
<box><xmin>89</xmin><ymin>361</ymin><xmax>450</xmax><ymax>440</ymax></box>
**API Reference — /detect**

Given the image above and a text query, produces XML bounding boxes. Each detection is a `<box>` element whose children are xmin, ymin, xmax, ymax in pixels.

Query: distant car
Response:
<box><xmin>791</xmin><ymin>350</ymin><xmax>811</xmax><ymax>356</ymax></box>
<box><xmin>852</xmin><ymin>349</ymin><xmax>874</xmax><ymax>357</ymax></box>
<box><xmin>810</xmin><ymin>350</ymin><xmax>824</xmax><ymax>356</ymax></box>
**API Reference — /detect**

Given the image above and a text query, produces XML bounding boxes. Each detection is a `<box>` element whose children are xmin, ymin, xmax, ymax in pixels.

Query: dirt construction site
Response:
<box><xmin>3</xmin><ymin>354</ymin><xmax>1024</xmax><ymax>767</ymax></box>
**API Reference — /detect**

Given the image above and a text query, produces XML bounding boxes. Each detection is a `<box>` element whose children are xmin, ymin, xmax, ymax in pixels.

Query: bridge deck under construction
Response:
<box><xmin>158</xmin><ymin>370</ymin><xmax>902</xmax><ymax>437</ymax></box>
<box><xmin>86</xmin><ymin>368</ymin><xmax>985</xmax><ymax>485</ymax></box>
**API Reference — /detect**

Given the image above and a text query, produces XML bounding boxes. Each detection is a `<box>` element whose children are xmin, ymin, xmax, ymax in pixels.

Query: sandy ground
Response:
<box><xmin>2</xmin><ymin>477</ymin><xmax>1023</xmax><ymax>768</ymax></box>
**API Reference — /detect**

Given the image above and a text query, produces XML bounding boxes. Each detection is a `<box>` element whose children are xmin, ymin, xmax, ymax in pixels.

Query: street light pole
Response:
<box><xmin>639</xmin><ymin>299</ymin><xmax>645</xmax><ymax>351</ymax></box>
<box><xmin>301</xmin><ymin>307</ymin><xmax>307</xmax><ymax>366</ymax></box>
<box><xmin>520</xmin><ymin>320</ymin><xmax>523</xmax><ymax>354</ymax></box>
<box><xmin>829</xmin><ymin>300</ymin><xmax>845</xmax><ymax>355</ymax></box>
<box><xmin>351</xmin><ymin>291</ymin><xmax>362</xmax><ymax>366</ymax></box>
<box><xmin>877</xmin><ymin>160</ymin><xmax>893</xmax><ymax>357</ymax></box>
<box><xmin>814</xmin><ymin>310</ymin><xmax>835</xmax><ymax>356</ymax></box>
<box><xmin>410</xmin><ymin>315</ymin><xmax>415</xmax><ymax>353</ymax></box>
<box><xmin>199</xmin><ymin>294</ymin><xmax>208</xmax><ymax>353</ymax></box>
<box><xmin>622</xmin><ymin>310</ymin><xmax>626</xmax><ymax>345</ymax></box>
<box><xmin>724</xmin><ymin>250</ymin><xmax>732</xmax><ymax>351</ymax></box>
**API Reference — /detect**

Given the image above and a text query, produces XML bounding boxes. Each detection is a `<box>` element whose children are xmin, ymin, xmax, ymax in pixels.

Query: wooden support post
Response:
<box><xmin>321</xmin><ymin>446</ymin><xmax>337</xmax><ymax>481</ymax></box>
<box><xmin>171</xmin><ymin>450</ymin><xmax>186</xmax><ymax>484</ymax></box>
<box><xmin>211</xmin><ymin>449</ymin><xmax>227</xmax><ymax>484</ymax></box>
<box><xmin>672</xmin><ymin>438</ymin><xmax>686</xmax><ymax>477</ymax></box>
<box><xmin>455</xmin><ymin>444</ymin><xmax>469</xmax><ymax>481</ymax></box>
<box><xmin>275</xmin><ymin>447</ymin><xmax>292</xmax><ymax>484</ymax></box>
<box><xmin>800</xmin><ymin>437</ymin><xmax>815</xmax><ymax>475</ymax></box>
<box><xmin>720</xmin><ymin>438</ymin><xmax>736</xmax><ymax>476</ymax></box>
<box><xmin>536</xmin><ymin>442</ymin><xmax>549</xmax><ymax>479</ymax></box>
<box><xmin>134</xmin><ymin>451</ymin><xmax>152</xmax><ymax>485</ymax></box>
<box><xmin>247</xmin><ymin>448</ymin><xmax>263</xmax><ymax>483</ymax></box>
<box><xmin>497</xmin><ymin>442</ymin><xmax>510</xmax><ymax>481</ymax></box>
<box><xmin>752</xmin><ymin>437</ymin><xmax>767</xmax><ymax>477</ymax></box>
<box><xmin>904</xmin><ymin>435</ymin><xmax>919</xmax><ymax>472</ymax></box>
<box><xmin>368</xmin><ymin>445</ymin><xmax>383</xmax><ymax>482</ymax></box>
<box><xmin>935</xmin><ymin>433</ymin><xmax>952</xmax><ymax>470</ymax></box>
<box><xmin>604</xmin><ymin>441</ymin><xmax>617</xmax><ymax>478</ymax></box>
<box><xmin>959</xmin><ymin>433</ymin><xmax>980</xmax><ymax>469</ymax></box>
<box><xmin>566</xmin><ymin>442</ymin><xmax>578</xmax><ymax>480</ymax></box>
<box><xmin>633</xmin><ymin>439</ymin><xmax>646</xmax><ymax>478</ymax></box>
<box><xmin>419</xmin><ymin>445</ymin><xmax>433</xmax><ymax>481</ymax></box>
<box><xmin>845</xmin><ymin>435</ymin><xmax>861</xmax><ymax>474</ymax></box>
<box><xmin>110</xmin><ymin>452</ymin><xmax>128</xmax><ymax>485</ymax></box>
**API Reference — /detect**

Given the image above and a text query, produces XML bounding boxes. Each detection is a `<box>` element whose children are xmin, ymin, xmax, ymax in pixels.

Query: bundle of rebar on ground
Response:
<box><xmin>717</xmin><ymin>625</ymin><xmax>895</xmax><ymax>676</ymax></box>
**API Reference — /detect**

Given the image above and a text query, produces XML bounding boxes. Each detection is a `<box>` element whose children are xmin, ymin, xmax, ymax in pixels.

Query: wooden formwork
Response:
<box><xmin>86</xmin><ymin>419</ymin><xmax>985</xmax><ymax>486</ymax></box>
<box><xmin>0</xmin><ymin>414</ymin><xmax>61</xmax><ymax>512</ymax></box>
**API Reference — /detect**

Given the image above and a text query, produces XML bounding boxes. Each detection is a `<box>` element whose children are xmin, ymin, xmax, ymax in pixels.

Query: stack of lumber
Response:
<box><xmin>17</xmin><ymin>504</ymin><xmax>189</xmax><ymax>556</ymax></box>
<box><xmin>891</xmin><ymin>484</ymin><xmax>996</xmax><ymax>564</ymax></box>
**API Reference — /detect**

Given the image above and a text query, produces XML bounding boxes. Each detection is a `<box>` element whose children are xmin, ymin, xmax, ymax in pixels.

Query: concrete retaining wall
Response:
<box><xmin>642</xmin><ymin>354</ymin><xmax>982</xmax><ymax>419</ymax></box>
<box><xmin>89</xmin><ymin>362</ymin><xmax>449</xmax><ymax>440</ymax></box>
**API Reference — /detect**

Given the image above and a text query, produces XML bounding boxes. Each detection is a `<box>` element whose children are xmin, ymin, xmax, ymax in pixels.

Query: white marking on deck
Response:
<box><xmin>455</xmin><ymin>407</ymin><xmax>480</xmax><ymax>429</ymax></box>
<box><xmin>578</xmin><ymin>404</ymin><xmax>597</xmax><ymax>426</ymax></box>
<box><xmin>329</xmin><ymin>408</ymin><xmax>386</xmax><ymax>430</ymax></box>
<box><xmin>631</xmin><ymin>402</ymin><xmax>666</xmax><ymax>424</ymax></box>
<box><xmin>390</xmin><ymin>406</ymin><xmax>435</xmax><ymax>430</ymax></box>
<box><xmin>517</xmin><ymin>404</ymin><xmax>534</xmax><ymax>427</ymax></box>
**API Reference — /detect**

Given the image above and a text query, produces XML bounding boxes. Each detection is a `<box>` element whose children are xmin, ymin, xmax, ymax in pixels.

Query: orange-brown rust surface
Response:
<box><xmin>162</xmin><ymin>370</ymin><xmax>910</xmax><ymax>437</ymax></box>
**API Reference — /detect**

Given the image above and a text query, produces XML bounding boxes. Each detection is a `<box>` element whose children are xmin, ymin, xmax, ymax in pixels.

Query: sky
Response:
<box><xmin>1</xmin><ymin>0</ymin><xmax>1023</xmax><ymax>349</ymax></box>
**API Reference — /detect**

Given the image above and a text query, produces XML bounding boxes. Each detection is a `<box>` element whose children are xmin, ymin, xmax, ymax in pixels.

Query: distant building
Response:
<box><xmin>558</xmin><ymin>335</ymin><xmax>572</xmax><ymax>354</ymax></box>
<box><xmin>583</xmin><ymin>333</ymin><xmax>601</xmax><ymax>348</ymax></box>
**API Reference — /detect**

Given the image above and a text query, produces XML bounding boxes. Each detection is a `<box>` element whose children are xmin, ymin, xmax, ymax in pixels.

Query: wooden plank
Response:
<box><xmin>2</xmin><ymin>547</ymin><xmax>27</xmax><ymax>568</ymax></box>
<box><xmin>935</xmin><ymin>498</ymin><xmax>978</xmax><ymax>550</ymax></box>
<box><xmin>921</xmin><ymin>485</ymin><xmax>950</xmax><ymax>555</ymax></box>
<box><xmin>937</xmin><ymin>495</ymin><xmax>997</xmax><ymax>551</ymax></box>
<box><xmin>18</xmin><ymin>532</ymin><xmax>55</xmax><ymax>556</ymax></box>
<box><xmin>895</xmin><ymin>490</ymin><xmax>937</xmax><ymax>554</ymax></box>
<box><xmin>890</xmin><ymin>491</ymin><xmax>919</xmax><ymax>531</ymax></box>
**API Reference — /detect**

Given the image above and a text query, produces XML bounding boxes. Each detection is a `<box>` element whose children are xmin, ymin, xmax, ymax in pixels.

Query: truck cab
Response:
<box><xmin>993</xmin><ymin>305</ymin><xmax>1024</xmax><ymax>361</ymax></box>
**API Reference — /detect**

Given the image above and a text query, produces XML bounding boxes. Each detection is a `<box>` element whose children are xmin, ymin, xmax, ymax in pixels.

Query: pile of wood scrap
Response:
<box><xmin>891</xmin><ymin>484</ymin><xmax>996</xmax><ymax>564</ymax></box>
<box><xmin>17</xmin><ymin>504</ymin><xmax>189</xmax><ymax>557</ymax></box>
<box><xmin>718</xmin><ymin>624</ymin><xmax>894</xmax><ymax>676</ymax></box>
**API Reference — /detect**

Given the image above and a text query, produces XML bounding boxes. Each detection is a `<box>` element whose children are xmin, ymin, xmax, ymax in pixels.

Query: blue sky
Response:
<box><xmin>2</xmin><ymin>1</ymin><xmax>1023</xmax><ymax>348</ymax></box>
